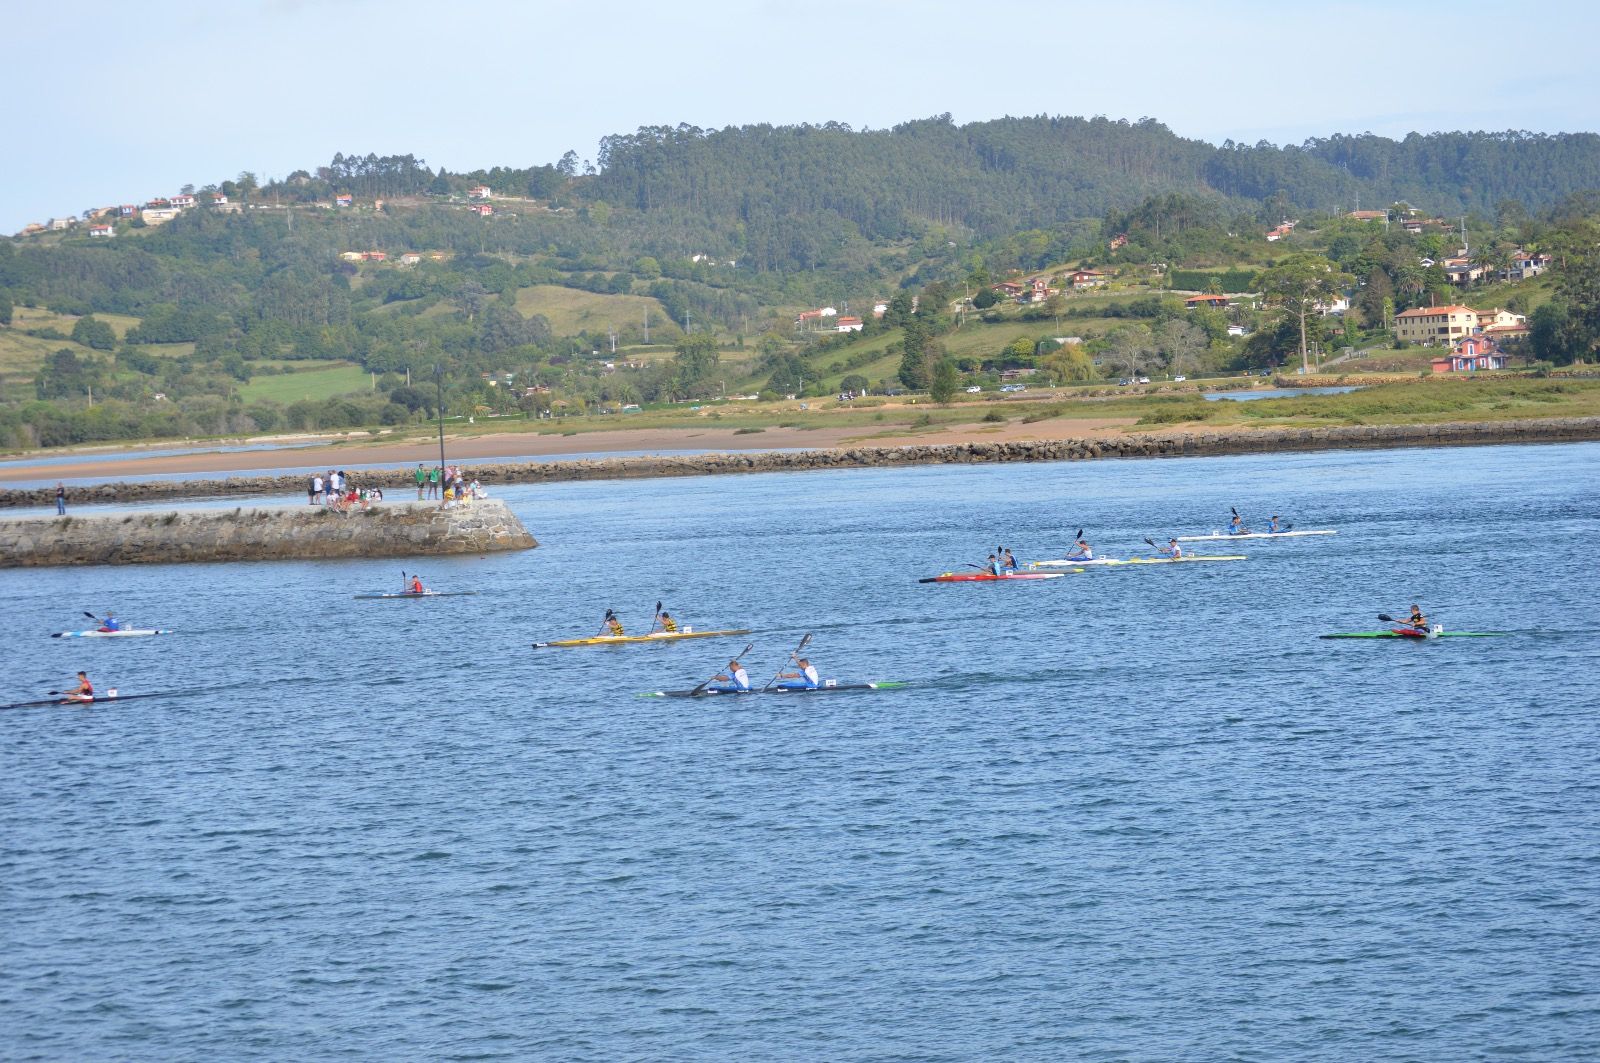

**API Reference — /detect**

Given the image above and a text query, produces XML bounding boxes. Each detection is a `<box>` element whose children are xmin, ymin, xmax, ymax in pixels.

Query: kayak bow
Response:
<box><xmin>533</xmin><ymin>628</ymin><xmax>753</xmax><ymax>649</ymax></box>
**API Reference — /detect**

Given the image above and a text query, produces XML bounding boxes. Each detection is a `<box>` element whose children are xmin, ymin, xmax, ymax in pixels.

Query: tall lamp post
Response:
<box><xmin>433</xmin><ymin>364</ymin><xmax>447</xmax><ymax>507</ymax></box>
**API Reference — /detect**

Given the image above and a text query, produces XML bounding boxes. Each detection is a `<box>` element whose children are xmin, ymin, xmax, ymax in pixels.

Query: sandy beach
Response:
<box><xmin>0</xmin><ymin>418</ymin><xmax>1142</xmax><ymax>485</ymax></box>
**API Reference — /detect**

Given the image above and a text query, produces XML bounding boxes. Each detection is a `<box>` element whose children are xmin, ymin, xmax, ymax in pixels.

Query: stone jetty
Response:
<box><xmin>0</xmin><ymin>499</ymin><xmax>537</xmax><ymax>568</ymax></box>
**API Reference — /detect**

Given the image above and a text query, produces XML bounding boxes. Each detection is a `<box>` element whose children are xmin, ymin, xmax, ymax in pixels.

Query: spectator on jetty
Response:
<box><xmin>309</xmin><ymin>475</ymin><xmax>322</xmax><ymax>505</ymax></box>
<box><xmin>415</xmin><ymin>463</ymin><xmax>427</xmax><ymax>500</ymax></box>
<box><xmin>56</xmin><ymin>482</ymin><xmax>66</xmax><ymax>515</ymax></box>
<box><xmin>427</xmin><ymin>465</ymin><xmax>441</xmax><ymax>499</ymax></box>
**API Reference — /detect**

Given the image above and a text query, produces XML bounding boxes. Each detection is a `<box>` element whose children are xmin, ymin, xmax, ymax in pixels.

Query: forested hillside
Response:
<box><xmin>4</xmin><ymin>114</ymin><xmax>1600</xmax><ymax>450</ymax></box>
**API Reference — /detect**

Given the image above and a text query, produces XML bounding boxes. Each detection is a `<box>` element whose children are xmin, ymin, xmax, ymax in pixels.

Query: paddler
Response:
<box><xmin>707</xmin><ymin>658</ymin><xmax>752</xmax><ymax>693</ymax></box>
<box><xmin>600</xmin><ymin>610</ymin><xmax>625</xmax><ymax>637</ymax></box>
<box><xmin>1066</xmin><ymin>538</ymin><xmax>1094</xmax><ymax>562</ymax></box>
<box><xmin>658</xmin><ymin>611</ymin><xmax>679</xmax><ymax>634</ymax></box>
<box><xmin>63</xmin><ymin>671</ymin><xmax>94</xmax><ymax>704</ymax></box>
<box><xmin>1227</xmin><ymin>514</ymin><xmax>1249</xmax><ymax>535</ymax></box>
<box><xmin>1158</xmin><ymin>538</ymin><xmax>1183</xmax><ymax>558</ymax></box>
<box><xmin>1002</xmin><ymin>548</ymin><xmax>1019</xmax><ymax>572</ymax></box>
<box><xmin>1267</xmin><ymin>515</ymin><xmax>1284</xmax><ymax>532</ymax></box>
<box><xmin>408</xmin><ymin>575</ymin><xmax>424</xmax><ymax>594</ymax></box>
<box><xmin>1401</xmin><ymin>603</ymin><xmax>1429</xmax><ymax>633</ymax></box>
<box><xmin>985</xmin><ymin>553</ymin><xmax>1003</xmax><ymax>576</ymax></box>
<box><xmin>776</xmin><ymin>657</ymin><xmax>821</xmax><ymax>690</ymax></box>
<box><xmin>97</xmin><ymin>612</ymin><xmax>122</xmax><ymax>633</ymax></box>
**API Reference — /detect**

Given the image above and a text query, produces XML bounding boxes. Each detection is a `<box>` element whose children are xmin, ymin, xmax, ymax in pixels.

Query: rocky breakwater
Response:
<box><xmin>0</xmin><ymin>500</ymin><xmax>537</xmax><ymax>568</ymax></box>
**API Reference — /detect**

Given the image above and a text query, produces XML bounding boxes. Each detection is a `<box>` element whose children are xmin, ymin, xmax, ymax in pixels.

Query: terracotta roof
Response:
<box><xmin>1395</xmin><ymin>305</ymin><xmax>1476</xmax><ymax>318</ymax></box>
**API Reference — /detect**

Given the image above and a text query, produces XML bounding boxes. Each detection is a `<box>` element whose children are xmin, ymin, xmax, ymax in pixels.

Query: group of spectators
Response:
<box><xmin>413</xmin><ymin>463</ymin><xmax>485</xmax><ymax>506</ymax></box>
<box><xmin>307</xmin><ymin>469</ymin><xmax>383</xmax><ymax>512</ymax></box>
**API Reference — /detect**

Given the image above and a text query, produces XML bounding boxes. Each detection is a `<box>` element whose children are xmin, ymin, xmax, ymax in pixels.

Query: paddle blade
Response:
<box><xmin>82</xmin><ymin>611</ymin><xmax>98</xmax><ymax>620</ymax></box>
<box><xmin>1377</xmin><ymin>613</ymin><xmax>1396</xmax><ymax>622</ymax></box>
<box><xmin>797</xmin><ymin>633</ymin><xmax>813</xmax><ymax>654</ymax></box>
<box><xmin>1231</xmin><ymin>506</ymin><xmax>1239</xmax><ymax>517</ymax></box>
<box><xmin>1075</xmin><ymin>528</ymin><xmax>1083</xmax><ymax>540</ymax></box>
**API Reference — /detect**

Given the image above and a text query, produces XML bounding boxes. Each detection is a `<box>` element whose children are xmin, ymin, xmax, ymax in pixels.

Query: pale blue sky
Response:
<box><xmin>5</xmin><ymin>0</ymin><xmax>1597</xmax><ymax>233</ymax></box>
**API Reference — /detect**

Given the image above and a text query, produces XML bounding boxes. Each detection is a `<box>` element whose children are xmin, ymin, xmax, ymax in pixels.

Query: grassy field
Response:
<box><xmin>238</xmin><ymin>362</ymin><xmax>372</xmax><ymax>404</ymax></box>
<box><xmin>513</xmin><ymin>285</ymin><xmax>674</xmax><ymax>337</ymax></box>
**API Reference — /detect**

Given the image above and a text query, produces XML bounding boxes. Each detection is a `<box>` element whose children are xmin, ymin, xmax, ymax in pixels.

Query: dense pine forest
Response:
<box><xmin>4</xmin><ymin>115</ymin><xmax>1600</xmax><ymax>448</ymax></box>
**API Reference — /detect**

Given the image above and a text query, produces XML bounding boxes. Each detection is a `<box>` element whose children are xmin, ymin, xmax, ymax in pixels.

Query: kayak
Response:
<box><xmin>533</xmin><ymin>628</ymin><xmax>753</xmax><ymax>649</ymax></box>
<box><xmin>1177</xmin><ymin>530</ymin><xmax>1336</xmax><ymax>541</ymax></box>
<box><xmin>1318</xmin><ymin>629</ymin><xmax>1505</xmax><ymax>640</ymax></box>
<box><xmin>50</xmin><ymin>629</ymin><xmax>168</xmax><ymax>638</ymax></box>
<box><xmin>1030</xmin><ymin>555</ymin><xmax>1246</xmax><ymax>568</ymax></box>
<box><xmin>640</xmin><ymin>681</ymin><xmax>909</xmax><ymax>698</ymax></box>
<box><xmin>352</xmin><ymin>591</ymin><xmax>480</xmax><ymax>600</ymax></box>
<box><xmin>919</xmin><ymin>572</ymin><xmax>1066</xmax><ymax>583</ymax></box>
<box><xmin>1</xmin><ymin>691</ymin><xmax>175</xmax><ymax>711</ymax></box>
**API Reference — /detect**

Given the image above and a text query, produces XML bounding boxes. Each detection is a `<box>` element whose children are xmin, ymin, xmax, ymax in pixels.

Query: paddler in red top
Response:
<box><xmin>63</xmin><ymin>671</ymin><xmax>93</xmax><ymax>704</ymax></box>
<box><xmin>409</xmin><ymin>575</ymin><xmax>424</xmax><ymax>595</ymax></box>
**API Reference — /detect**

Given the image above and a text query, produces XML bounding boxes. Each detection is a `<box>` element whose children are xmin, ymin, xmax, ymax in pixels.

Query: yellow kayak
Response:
<box><xmin>532</xmin><ymin>628</ymin><xmax>752</xmax><ymax>649</ymax></box>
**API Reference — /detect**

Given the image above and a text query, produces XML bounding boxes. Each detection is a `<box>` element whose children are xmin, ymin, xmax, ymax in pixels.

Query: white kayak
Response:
<box><xmin>1031</xmin><ymin>555</ymin><xmax>1246</xmax><ymax>568</ymax></box>
<box><xmin>51</xmin><ymin>629</ymin><xmax>169</xmax><ymax>638</ymax></box>
<box><xmin>1175</xmin><ymin>530</ymin><xmax>1336</xmax><ymax>541</ymax></box>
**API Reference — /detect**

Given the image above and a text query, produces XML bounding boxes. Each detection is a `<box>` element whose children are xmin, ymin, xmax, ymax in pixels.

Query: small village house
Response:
<box><xmin>1431</xmin><ymin>336</ymin><xmax>1508</xmax><ymax>373</ymax></box>
<box><xmin>835</xmin><ymin>316</ymin><xmax>864</xmax><ymax>333</ymax></box>
<box><xmin>88</xmin><ymin>224</ymin><xmax>114</xmax><ymax>238</ymax></box>
<box><xmin>470</xmin><ymin>204</ymin><xmax>493</xmax><ymax>216</ymax></box>
<box><xmin>362</xmin><ymin>251</ymin><xmax>387</xmax><ymax>262</ymax></box>
<box><xmin>171</xmin><ymin>194</ymin><xmax>196</xmax><ymax>209</ymax></box>
<box><xmin>140</xmin><ymin>207</ymin><xmax>180</xmax><ymax>225</ymax></box>
<box><xmin>1062</xmin><ymin>269</ymin><xmax>1107</xmax><ymax>290</ymax></box>
<box><xmin>398</xmin><ymin>252</ymin><xmax>422</xmax><ymax>266</ymax></box>
<box><xmin>118</xmin><ymin>204</ymin><xmax>137</xmax><ymax>217</ymax></box>
<box><xmin>209</xmin><ymin>192</ymin><xmax>228</xmax><ymax>205</ymax></box>
<box><xmin>468</xmin><ymin>185</ymin><xmax>492</xmax><ymax>199</ymax></box>
<box><xmin>335</xmin><ymin>193</ymin><xmax>353</xmax><ymax>207</ymax></box>
<box><xmin>339</xmin><ymin>251</ymin><xmax>364</xmax><ymax>262</ymax></box>
<box><xmin>46</xmin><ymin>217</ymin><xmax>75</xmax><ymax>231</ymax></box>
<box><xmin>1185</xmin><ymin>294</ymin><xmax>1231</xmax><ymax>309</ymax></box>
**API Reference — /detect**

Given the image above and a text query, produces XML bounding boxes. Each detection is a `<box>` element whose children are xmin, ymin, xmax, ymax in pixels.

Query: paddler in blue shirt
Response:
<box><xmin>1066</xmin><ymin>538</ymin><xmax>1093</xmax><ymax>562</ymax></box>
<box><xmin>776</xmin><ymin>657</ymin><xmax>821</xmax><ymax>690</ymax></box>
<box><xmin>985</xmin><ymin>553</ymin><xmax>1003</xmax><ymax>575</ymax></box>
<box><xmin>98</xmin><ymin>613</ymin><xmax>121</xmax><ymax>633</ymax></box>
<box><xmin>1227</xmin><ymin>514</ymin><xmax>1248</xmax><ymax>535</ymax></box>
<box><xmin>1267</xmin><ymin>515</ymin><xmax>1284</xmax><ymax>532</ymax></box>
<box><xmin>1002</xmin><ymin>547</ymin><xmax>1019</xmax><ymax>572</ymax></box>
<box><xmin>707</xmin><ymin>658</ymin><xmax>751</xmax><ymax>693</ymax></box>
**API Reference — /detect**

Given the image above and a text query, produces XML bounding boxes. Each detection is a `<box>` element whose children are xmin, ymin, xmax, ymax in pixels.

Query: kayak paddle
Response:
<box><xmin>689</xmin><ymin>642</ymin><xmax>754</xmax><ymax>697</ymax></box>
<box><xmin>597</xmin><ymin>609</ymin><xmax>617</xmax><ymax>636</ymax></box>
<box><xmin>762</xmin><ymin>633</ymin><xmax>813</xmax><ymax>692</ymax></box>
<box><xmin>648</xmin><ymin>600</ymin><xmax>663</xmax><ymax>634</ymax></box>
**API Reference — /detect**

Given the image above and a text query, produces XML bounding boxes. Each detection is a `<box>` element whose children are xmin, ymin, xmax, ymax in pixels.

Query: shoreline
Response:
<box><xmin>3</xmin><ymin>416</ymin><xmax>1597</xmax><ymax>507</ymax></box>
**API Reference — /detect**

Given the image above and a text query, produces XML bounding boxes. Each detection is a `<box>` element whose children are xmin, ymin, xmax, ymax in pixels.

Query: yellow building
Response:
<box><xmin>1394</xmin><ymin>305</ymin><xmax>1478</xmax><ymax>345</ymax></box>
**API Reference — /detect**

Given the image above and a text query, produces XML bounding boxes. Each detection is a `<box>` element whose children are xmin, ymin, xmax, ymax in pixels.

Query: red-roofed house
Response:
<box><xmin>470</xmin><ymin>204</ymin><xmax>493</xmax><ymax>216</ymax></box>
<box><xmin>1185</xmin><ymin>294</ymin><xmax>1231</xmax><ymax>309</ymax></box>
<box><xmin>1063</xmin><ymin>269</ymin><xmax>1107</xmax><ymax>290</ymax></box>
<box><xmin>119</xmin><ymin>204</ymin><xmax>138</xmax><ymax>217</ymax></box>
<box><xmin>468</xmin><ymin>185</ymin><xmax>492</xmax><ymax>199</ymax></box>
<box><xmin>1431</xmin><ymin>336</ymin><xmax>1507</xmax><ymax>373</ymax></box>
<box><xmin>88</xmin><ymin>224</ymin><xmax>114</xmax><ymax>238</ymax></box>
<box><xmin>210</xmin><ymin>192</ymin><xmax>228</xmax><ymax>205</ymax></box>
<box><xmin>363</xmin><ymin>250</ymin><xmax>387</xmax><ymax>262</ymax></box>
<box><xmin>835</xmin><ymin>316</ymin><xmax>864</xmax><ymax>333</ymax></box>
<box><xmin>335</xmin><ymin>193</ymin><xmax>353</xmax><ymax>207</ymax></box>
<box><xmin>1394</xmin><ymin>305</ymin><xmax>1478</xmax><ymax>345</ymax></box>
<box><xmin>171</xmin><ymin>194</ymin><xmax>196</xmax><ymax>209</ymax></box>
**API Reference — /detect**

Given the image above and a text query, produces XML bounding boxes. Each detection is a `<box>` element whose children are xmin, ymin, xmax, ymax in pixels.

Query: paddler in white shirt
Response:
<box><xmin>1065</xmin><ymin>538</ymin><xmax>1093</xmax><ymax>562</ymax></box>
<box><xmin>707</xmin><ymin>659</ymin><xmax>751</xmax><ymax>693</ymax></box>
<box><xmin>1158</xmin><ymin>538</ymin><xmax>1183</xmax><ymax>558</ymax></box>
<box><xmin>776</xmin><ymin>657</ymin><xmax>821</xmax><ymax>690</ymax></box>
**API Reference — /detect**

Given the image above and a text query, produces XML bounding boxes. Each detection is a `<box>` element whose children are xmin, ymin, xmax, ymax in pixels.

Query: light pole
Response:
<box><xmin>433</xmin><ymin>364</ymin><xmax>447</xmax><ymax>506</ymax></box>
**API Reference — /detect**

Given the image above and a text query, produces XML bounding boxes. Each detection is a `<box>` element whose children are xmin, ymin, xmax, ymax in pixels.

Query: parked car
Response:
<box><xmin>1137</xmin><ymin>376</ymin><xmax>1150</xmax><ymax>384</ymax></box>
<box><xmin>1117</xmin><ymin>378</ymin><xmax>1132</xmax><ymax>386</ymax></box>
<box><xmin>1172</xmin><ymin>375</ymin><xmax>1187</xmax><ymax>383</ymax></box>
<box><xmin>965</xmin><ymin>385</ymin><xmax>982</xmax><ymax>393</ymax></box>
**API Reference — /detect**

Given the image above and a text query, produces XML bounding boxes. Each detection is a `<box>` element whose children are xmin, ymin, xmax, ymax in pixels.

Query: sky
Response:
<box><xmin>5</xmin><ymin>0</ymin><xmax>1599</xmax><ymax>234</ymax></box>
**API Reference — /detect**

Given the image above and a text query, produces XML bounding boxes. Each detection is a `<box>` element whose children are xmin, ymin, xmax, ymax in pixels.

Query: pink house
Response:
<box><xmin>470</xmin><ymin>204</ymin><xmax>494</xmax><ymax>216</ymax></box>
<box><xmin>1431</xmin><ymin>336</ymin><xmax>1508</xmax><ymax>373</ymax></box>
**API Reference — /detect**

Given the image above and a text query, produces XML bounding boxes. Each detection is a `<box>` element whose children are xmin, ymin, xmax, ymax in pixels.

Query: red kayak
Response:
<box><xmin>1392</xmin><ymin>627</ymin><xmax>1429</xmax><ymax>639</ymax></box>
<box><xmin>918</xmin><ymin>572</ymin><xmax>1065</xmax><ymax>583</ymax></box>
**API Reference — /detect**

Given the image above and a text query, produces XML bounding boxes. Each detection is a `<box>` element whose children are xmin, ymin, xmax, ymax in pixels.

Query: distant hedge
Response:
<box><xmin>1170</xmin><ymin>269</ymin><xmax>1257</xmax><ymax>293</ymax></box>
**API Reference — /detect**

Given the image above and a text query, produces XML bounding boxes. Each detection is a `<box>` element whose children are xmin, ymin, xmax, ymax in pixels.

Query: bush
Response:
<box><xmin>982</xmin><ymin>410</ymin><xmax>1005</xmax><ymax>423</ymax></box>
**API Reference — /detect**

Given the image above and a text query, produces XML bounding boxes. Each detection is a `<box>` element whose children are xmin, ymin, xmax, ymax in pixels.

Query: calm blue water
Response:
<box><xmin>2</xmin><ymin>442</ymin><xmax>1598</xmax><ymax>1061</ymax></box>
<box><xmin>1204</xmin><ymin>386</ymin><xmax>1364</xmax><ymax>402</ymax></box>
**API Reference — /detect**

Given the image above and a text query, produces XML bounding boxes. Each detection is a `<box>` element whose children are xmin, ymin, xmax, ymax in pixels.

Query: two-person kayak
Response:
<box><xmin>1030</xmin><ymin>555</ymin><xmax>1246</xmax><ymax>568</ymax></box>
<box><xmin>1177</xmin><ymin>530</ymin><xmax>1336</xmax><ymax>541</ymax></box>
<box><xmin>534</xmin><ymin>628</ymin><xmax>753</xmax><ymax>649</ymax></box>
<box><xmin>919</xmin><ymin>571</ymin><xmax>1067</xmax><ymax>583</ymax></box>
<box><xmin>640</xmin><ymin>681</ymin><xmax>909</xmax><ymax>698</ymax></box>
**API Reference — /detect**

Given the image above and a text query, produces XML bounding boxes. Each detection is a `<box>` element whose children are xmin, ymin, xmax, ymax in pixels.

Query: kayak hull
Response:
<box><xmin>919</xmin><ymin>572</ymin><xmax>1066</xmax><ymax>583</ymax></box>
<box><xmin>1177</xmin><ymin>530</ymin><xmax>1336</xmax><ymax>541</ymax></box>
<box><xmin>352</xmin><ymin>591</ymin><xmax>480</xmax><ymax>600</ymax></box>
<box><xmin>534</xmin><ymin>628</ymin><xmax>753</xmax><ymax>649</ymax></box>
<box><xmin>51</xmin><ymin>629</ymin><xmax>168</xmax><ymax>638</ymax></box>
<box><xmin>1318</xmin><ymin>630</ymin><xmax>1504</xmax><ymax>639</ymax></box>
<box><xmin>2</xmin><ymin>691</ymin><xmax>174</xmax><ymax>710</ymax></box>
<box><xmin>1031</xmin><ymin>555</ymin><xmax>1246</xmax><ymax>568</ymax></box>
<box><xmin>642</xmin><ymin>681</ymin><xmax>908</xmax><ymax>698</ymax></box>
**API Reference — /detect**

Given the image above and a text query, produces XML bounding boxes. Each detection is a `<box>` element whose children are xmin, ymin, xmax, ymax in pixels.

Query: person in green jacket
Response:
<box><xmin>414</xmin><ymin>463</ymin><xmax>427</xmax><ymax>500</ymax></box>
<box><xmin>427</xmin><ymin>464</ymin><xmax>441</xmax><ymax>499</ymax></box>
